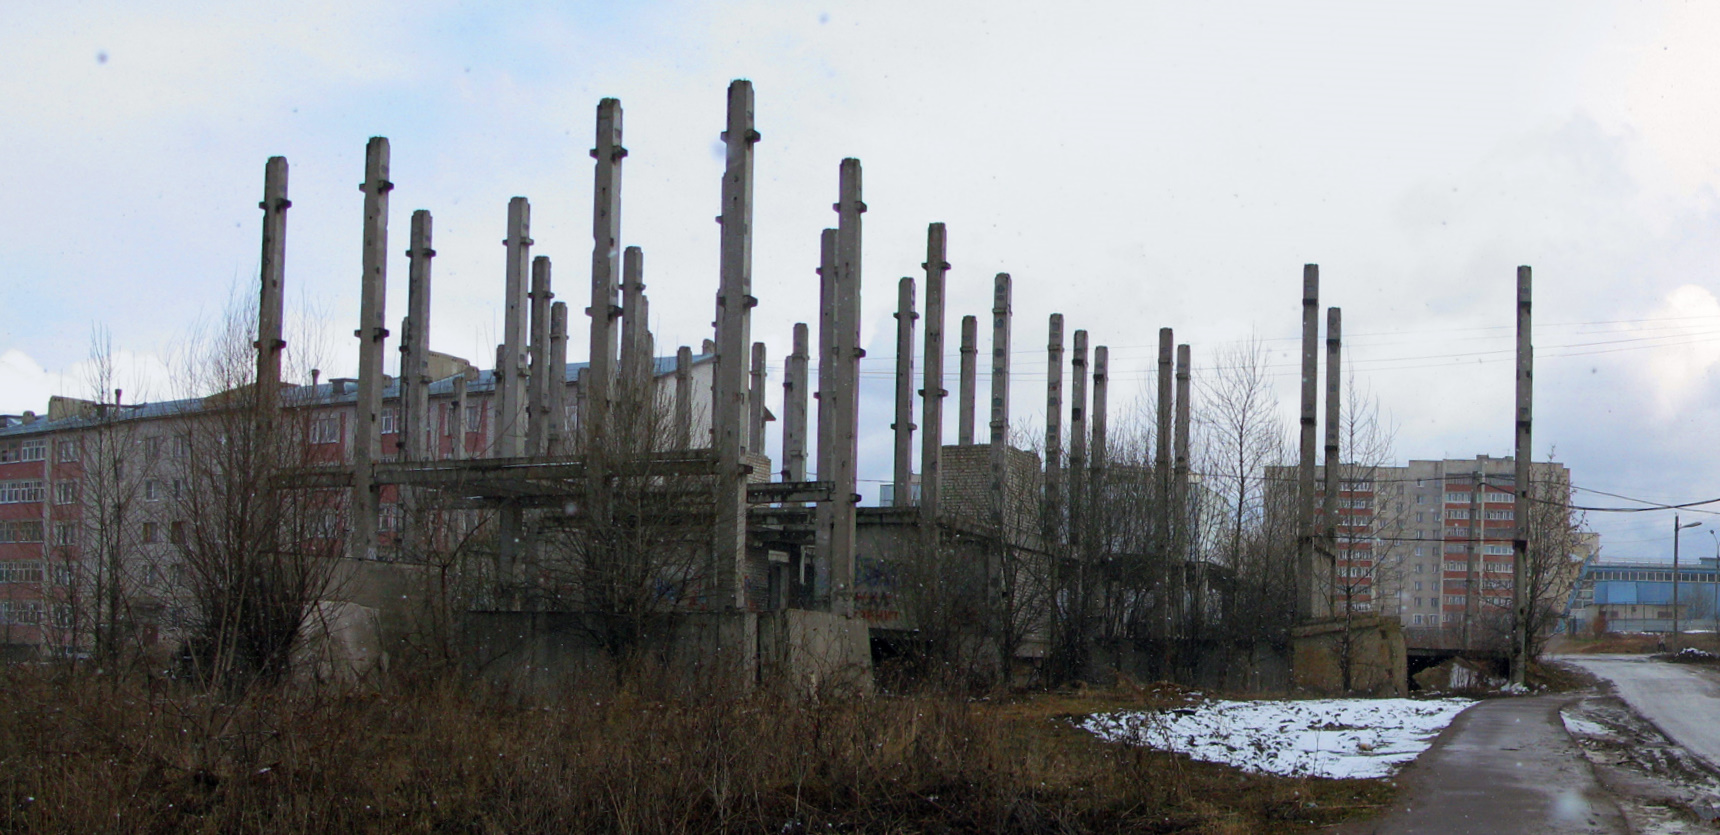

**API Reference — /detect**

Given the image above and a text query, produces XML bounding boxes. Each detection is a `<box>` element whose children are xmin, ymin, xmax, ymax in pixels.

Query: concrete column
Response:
<box><xmin>1091</xmin><ymin>344</ymin><xmax>1108</xmax><ymax>487</ymax></box>
<box><xmin>749</xmin><ymin>341</ymin><xmax>768</xmax><ymax>455</ymax></box>
<box><xmin>958</xmin><ymin>315</ymin><xmax>978</xmax><ymax>445</ymax></box>
<box><xmin>634</xmin><ymin>295</ymin><xmax>652</xmax><ymax>396</ymax></box>
<box><xmin>587</xmin><ymin>98</ymin><xmax>626</xmax><ymax>444</ymax></box>
<box><xmin>816</xmin><ymin>229</ymin><xmax>837</xmax><ymax>479</ymax></box>
<box><xmin>1045</xmin><ymin>314</ymin><xmax>1064</xmax><ymax>541</ymax></box>
<box><xmin>919</xmin><ymin>223</ymin><xmax>948</xmax><ymax>519</ymax></box>
<box><xmin>989</xmin><ymin>273</ymin><xmax>1013</xmax><ymax>538</ymax></box>
<box><xmin>1511</xmin><ymin>266</ymin><xmax>1533</xmax><ymax>685</ymax></box>
<box><xmin>1173</xmin><ymin>343</ymin><xmax>1190</xmax><ymax>531</ymax></box>
<box><xmin>350</xmin><ymin>137</ymin><xmax>391</xmax><ymax>561</ymax></box>
<box><xmin>451</xmin><ymin>372</ymin><xmax>468</xmax><ymax>460</ymax></box>
<box><xmin>892</xmin><ymin>276</ymin><xmax>917</xmax><ymax>506</ymax></box>
<box><xmin>1298</xmin><ymin>265</ymin><xmax>1320</xmax><ymax>622</ymax></box>
<box><xmin>783</xmin><ymin>323</ymin><xmax>809</xmax><ymax>481</ymax></box>
<box><xmin>1155</xmin><ymin>329</ymin><xmax>1175</xmax><ymax>659</ymax></box>
<box><xmin>675</xmin><ymin>346</ymin><xmax>693</xmax><ymax>449</ymax></box>
<box><xmin>256</xmin><ymin>156</ymin><xmax>289</xmax><ymax>424</ymax></box>
<box><xmin>1323</xmin><ymin>307</ymin><xmax>1341</xmax><ymax>617</ymax></box>
<box><xmin>1069</xmin><ymin>331</ymin><xmax>1089</xmax><ymax>551</ymax></box>
<box><xmin>527</xmin><ymin>255</ymin><xmax>554</xmax><ymax>456</ymax></box>
<box><xmin>498</xmin><ymin>198</ymin><xmax>532</xmax><ymax>457</ymax></box>
<box><xmin>401</xmin><ymin>210</ymin><xmax>435</xmax><ymax>462</ymax></box>
<box><xmin>713</xmin><ymin>81</ymin><xmax>758</xmax><ymax>611</ymax></box>
<box><xmin>826</xmin><ymin>158</ymin><xmax>865</xmax><ymax>616</ymax></box>
<box><xmin>547</xmin><ymin>301</ymin><xmax>569</xmax><ymax>455</ymax></box>
<box><xmin>573</xmin><ymin>367</ymin><xmax>588</xmax><ymax>450</ymax></box>
<box><xmin>621</xmin><ymin>246</ymin><xmax>646</xmax><ymax>398</ymax></box>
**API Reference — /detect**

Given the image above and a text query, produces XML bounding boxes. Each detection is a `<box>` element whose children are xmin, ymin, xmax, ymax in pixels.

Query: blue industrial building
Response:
<box><xmin>1566</xmin><ymin>556</ymin><xmax>1720</xmax><ymax>634</ymax></box>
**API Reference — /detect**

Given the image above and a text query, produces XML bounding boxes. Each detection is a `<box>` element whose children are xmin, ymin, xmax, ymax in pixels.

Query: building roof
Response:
<box><xmin>0</xmin><ymin>353</ymin><xmax>714</xmax><ymax>439</ymax></box>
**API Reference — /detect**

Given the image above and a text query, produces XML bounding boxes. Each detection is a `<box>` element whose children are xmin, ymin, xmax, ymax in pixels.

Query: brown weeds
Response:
<box><xmin>0</xmin><ymin>668</ymin><xmax>1393</xmax><ymax>834</ymax></box>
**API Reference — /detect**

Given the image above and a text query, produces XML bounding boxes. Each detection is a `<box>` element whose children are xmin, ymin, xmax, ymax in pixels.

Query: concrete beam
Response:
<box><xmin>351</xmin><ymin>137</ymin><xmax>391</xmax><ymax>561</ymax></box>
<box><xmin>919</xmin><ymin>223</ymin><xmax>948</xmax><ymax>519</ymax></box>
<box><xmin>713</xmin><ymin>80</ymin><xmax>758</xmax><ymax>611</ymax></box>
<box><xmin>783</xmin><ymin>323</ymin><xmax>809</xmax><ymax>482</ymax></box>
<box><xmin>499</xmin><ymin>197</ymin><xmax>532</xmax><ymax>458</ymax></box>
<box><xmin>958</xmin><ymin>314</ymin><xmax>978</xmax><ymax>445</ymax></box>
<box><xmin>587</xmin><ymin>98</ymin><xmax>626</xmax><ymax>444</ymax></box>
<box><xmin>256</xmin><ymin>156</ymin><xmax>289</xmax><ymax>424</ymax></box>
<box><xmin>891</xmin><ymin>276</ymin><xmax>917</xmax><ymax>507</ymax></box>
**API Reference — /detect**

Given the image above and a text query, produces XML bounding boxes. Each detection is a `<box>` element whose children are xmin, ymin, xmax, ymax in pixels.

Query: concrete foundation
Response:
<box><xmin>1291</xmin><ymin>614</ymin><xmax>1408</xmax><ymax>696</ymax></box>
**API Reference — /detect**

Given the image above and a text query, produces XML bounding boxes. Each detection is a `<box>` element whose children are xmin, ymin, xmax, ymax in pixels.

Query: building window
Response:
<box><xmin>1486</xmin><ymin>510</ymin><xmax>1515</xmax><ymax>520</ymax></box>
<box><xmin>0</xmin><ymin>561</ymin><xmax>44</xmax><ymax>583</ymax></box>
<box><xmin>173</xmin><ymin>434</ymin><xmax>191</xmax><ymax>459</ymax></box>
<box><xmin>143</xmin><ymin>437</ymin><xmax>161</xmax><ymax>462</ymax></box>
<box><xmin>171</xmin><ymin>478</ymin><xmax>185</xmax><ymax>499</ymax></box>
<box><xmin>56</xmin><ymin>440</ymin><xmax>80</xmax><ymax>463</ymax></box>
<box><xmin>0</xmin><ymin>480</ymin><xmax>44</xmax><ymax>504</ymax></box>
<box><xmin>1413</xmin><ymin>614</ymin><xmax>1424</xmax><ymax>625</ymax></box>
<box><xmin>0</xmin><ymin>521</ymin><xmax>43</xmax><ymax>543</ymax></box>
<box><xmin>1486</xmin><ymin>491</ymin><xmax>1513</xmax><ymax>503</ymax></box>
<box><xmin>20</xmin><ymin>439</ymin><xmax>45</xmax><ymax>462</ymax></box>
<box><xmin>380</xmin><ymin>408</ymin><xmax>397</xmax><ymax>435</ymax></box>
<box><xmin>310</xmin><ymin>414</ymin><xmax>341</xmax><ymax>445</ymax></box>
<box><xmin>54</xmin><ymin>481</ymin><xmax>77</xmax><ymax>505</ymax></box>
<box><xmin>465</xmin><ymin>404</ymin><xmax>480</xmax><ymax>429</ymax></box>
<box><xmin>53</xmin><ymin>523</ymin><xmax>74</xmax><ymax>547</ymax></box>
<box><xmin>142</xmin><ymin>522</ymin><xmax>159</xmax><ymax>543</ymax></box>
<box><xmin>1415</xmin><ymin>495</ymin><xmax>1425</xmax><ymax>505</ymax></box>
<box><xmin>144</xmin><ymin>479</ymin><xmax>161</xmax><ymax>501</ymax></box>
<box><xmin>0</xmin><ymin>600</ymin><xmax>43</xmax><ymax>625</ymax></box>
<box><xmin>170</xmin><ymin>521</ymin><xmax>187</xmax><ymax>546</ymax></box>
<box><xmin>1445</xmin><ymin>492</ymin><xmax>1468</xmax><ymax>503</ymax></box>
<box><xmin>1414</xmin><ymin>580</ymin><xmax>1423</xmax><ymax>591</ymax></box>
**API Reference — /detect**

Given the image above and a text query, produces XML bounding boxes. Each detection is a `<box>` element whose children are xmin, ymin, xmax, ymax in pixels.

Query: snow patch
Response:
<box><xmin>1080</xmin><ymin>697</ymin><xmax>1475</xmax><ymax>779</ymax></box>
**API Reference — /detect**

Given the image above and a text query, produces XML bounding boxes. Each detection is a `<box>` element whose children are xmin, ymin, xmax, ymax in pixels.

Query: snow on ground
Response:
<box><xmin>1080</xmin><ymin>697</ymin><xmax>1475</xmax><ymax>779</ymax></box>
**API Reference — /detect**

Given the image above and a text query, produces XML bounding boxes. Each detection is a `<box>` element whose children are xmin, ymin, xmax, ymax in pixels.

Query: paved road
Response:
<box><xmin>1343</xmin><ymin>694</ymin><xmax>1625</xmax><ymax>835</ymax></box>
<box><xmin>1561</xmin><ymin>653</ymin><xmax>1720</xmax><ymax>770</ymax></box>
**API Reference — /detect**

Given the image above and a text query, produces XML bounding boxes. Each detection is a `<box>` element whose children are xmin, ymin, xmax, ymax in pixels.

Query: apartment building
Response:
<box><xmin>0</xmin><ymin>355</ymin><xmax>715</xmax><ymax>656</ymax></box>
<box><xmin>1270</xmin><ymin>455</ymin><xmax>1573</xmax><ymax>642</ymax></box>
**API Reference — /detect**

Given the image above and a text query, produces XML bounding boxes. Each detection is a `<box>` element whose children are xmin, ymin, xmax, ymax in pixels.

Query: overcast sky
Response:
<box><xmin>5</xmin><ymin>1</ymin><xmax>1720</xmax><ymax>558</ymax></box>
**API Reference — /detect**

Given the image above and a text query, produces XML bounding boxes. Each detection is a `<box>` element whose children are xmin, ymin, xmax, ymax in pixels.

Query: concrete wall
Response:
<box><xmin>1292</xmin><ymin>614</ymin><xmax>1408</xmax><ymax>696</ymax></box>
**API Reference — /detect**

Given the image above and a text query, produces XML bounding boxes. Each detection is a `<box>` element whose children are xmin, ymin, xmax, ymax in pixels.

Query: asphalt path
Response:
<box><xmin>1342</xmin><ymin>694</ymin><xmax>1625</xmax><ymax>835</ymax></box>
<box><xmin>1561</xmin><ymin>653</ymin><xmax>1720</xmax><ymax>771</ymax></box>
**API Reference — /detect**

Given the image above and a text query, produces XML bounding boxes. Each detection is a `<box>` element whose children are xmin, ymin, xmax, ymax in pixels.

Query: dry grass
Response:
<box><xmin>0</xmin><ymin>668</ymin><xmax>1396</xmax><ymax>834</ymax></box>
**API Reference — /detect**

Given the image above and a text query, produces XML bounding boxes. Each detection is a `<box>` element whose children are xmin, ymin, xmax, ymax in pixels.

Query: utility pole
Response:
<box><xmin>1673</xmin><ymin>515</ymin><xmax>1701</xmax><ymax>651</ymax></box>
<box><xmin>1511</xmin><ymin>265</ymin><xmax>1533</xmax><ymax>684</ymax></box>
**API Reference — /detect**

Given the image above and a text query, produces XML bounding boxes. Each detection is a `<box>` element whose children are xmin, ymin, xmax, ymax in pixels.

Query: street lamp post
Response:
<box><xmin>1673</xmin><ymin>515</ymin><xmax>1702</xmax><ymax>651</ymax></box>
